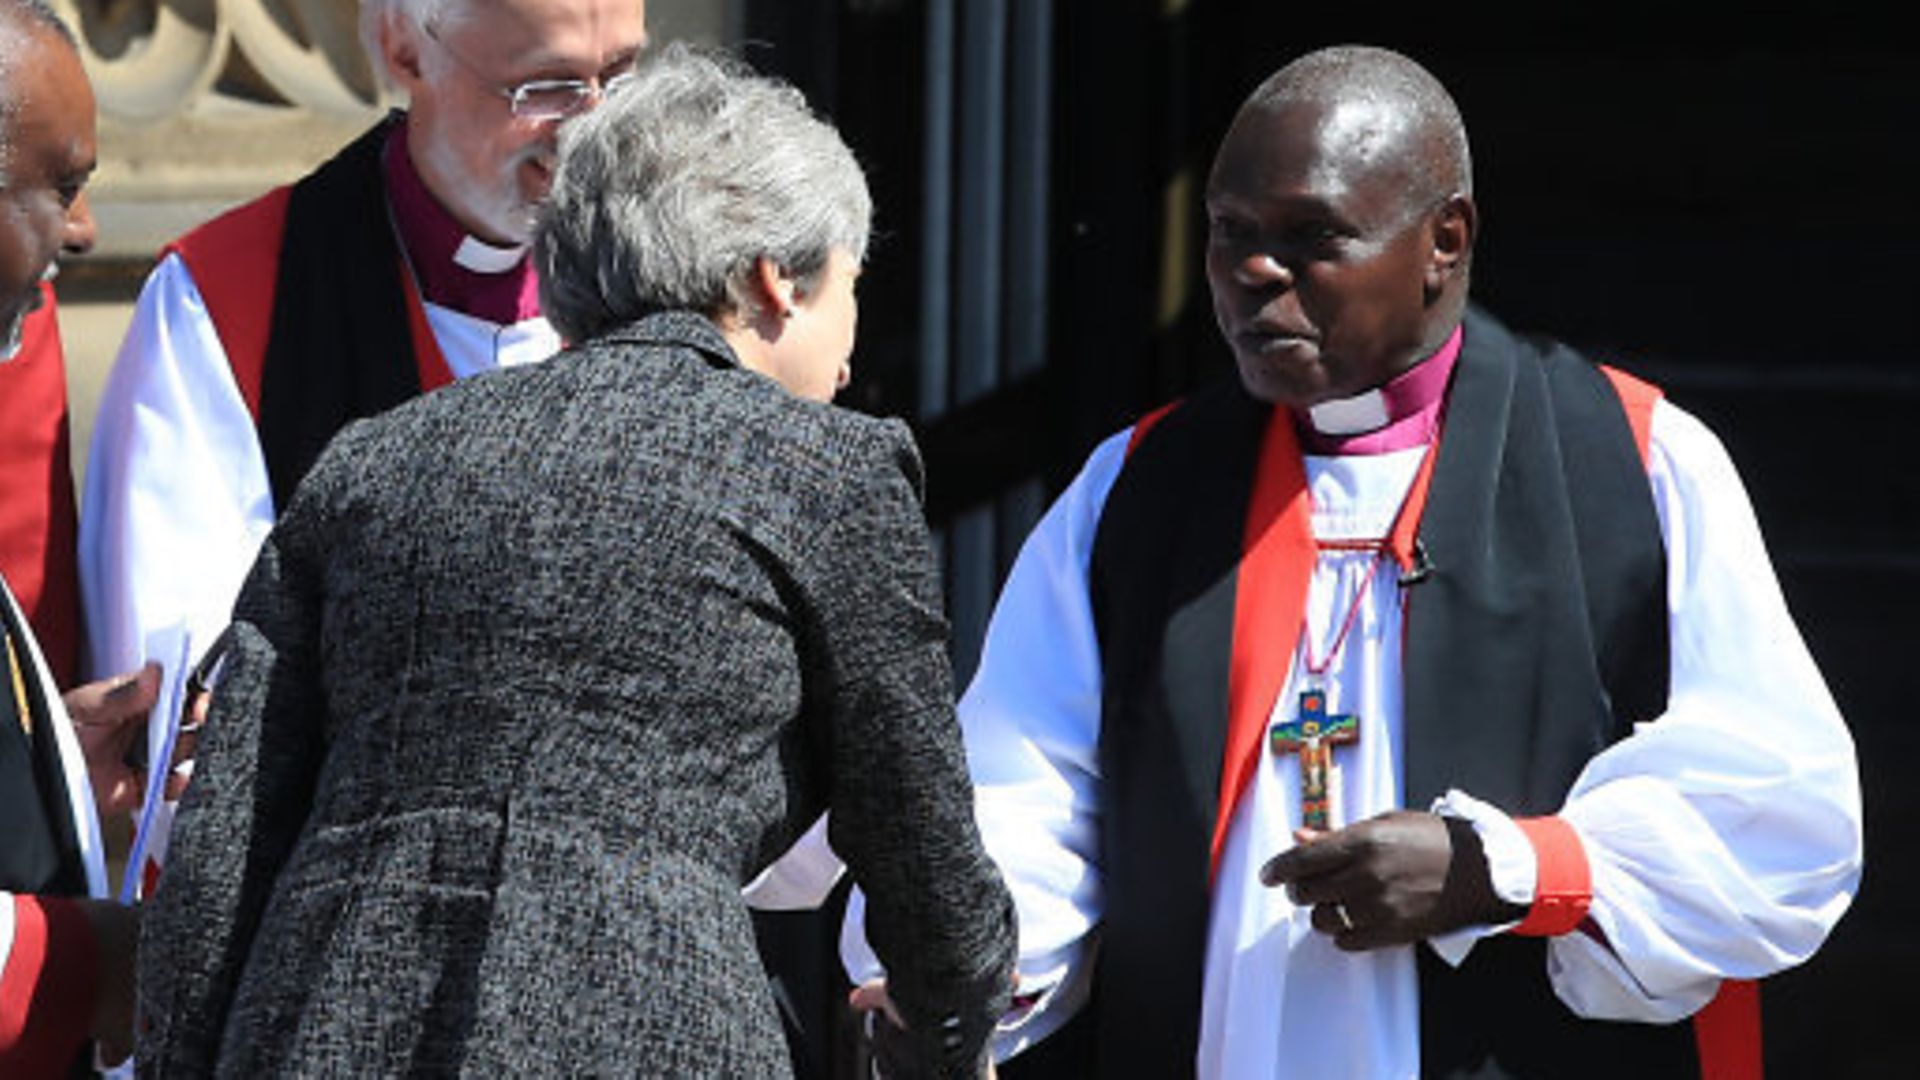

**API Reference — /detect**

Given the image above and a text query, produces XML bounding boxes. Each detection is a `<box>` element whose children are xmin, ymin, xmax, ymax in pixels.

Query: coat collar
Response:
<box><xmin>594</xmin><ymin>311</ymin><xmax>742</xmax><ymax>371</ymax></box>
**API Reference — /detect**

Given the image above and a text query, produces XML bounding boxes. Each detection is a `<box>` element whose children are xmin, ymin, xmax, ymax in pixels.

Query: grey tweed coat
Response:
<box><xmin>136</xmin><ymin>313</ymin><xmax>1016</xmax><ymax>1077</ymax></box>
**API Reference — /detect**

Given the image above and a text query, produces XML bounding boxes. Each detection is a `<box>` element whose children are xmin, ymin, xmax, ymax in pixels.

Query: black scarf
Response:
<box><xmin>257</xmin><ymin>114</ymin><xmax>428</xmax><ymax>511</ymax></box>
<box><xmin>0</xmin><ymin>578</ymin><xmax>86</xmax><ymax>898</ymax></box>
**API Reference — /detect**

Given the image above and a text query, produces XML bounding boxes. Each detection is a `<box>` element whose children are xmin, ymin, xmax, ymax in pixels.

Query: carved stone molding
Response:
<box><xmin>57</xmin><ymin>0</ymin><xmax>387</xmax><ymax>257</ymax></box>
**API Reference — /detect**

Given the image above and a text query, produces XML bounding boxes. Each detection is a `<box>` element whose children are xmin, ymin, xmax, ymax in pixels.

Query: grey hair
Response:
<box><xmin>0</xmin><ymin>0</ymin><xmax>79</xmax><ymax>188</ymax></box>
<box><xmin>357</xmin><ymin>0</ymin><xmax>454</xmax><ymax>94</ymax></box>
<box><xmin>1248</xmin><ymin>45</ymin><xmax>1472</xmax><ymax>208</ymax></box>
<box><xmin>535</xmin><ymin>42</ymin><xmax>872</xmax><ymax>343</ymax></box>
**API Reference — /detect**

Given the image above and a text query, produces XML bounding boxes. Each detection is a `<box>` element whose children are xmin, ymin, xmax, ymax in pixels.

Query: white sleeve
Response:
<box><xmin>1470</xmin><ymin>399</ymin><xmax>1863</xmax><ymax>1022</ymax></box>
<box><xmin>0</xmin><ymin>892</ymin><xmax>13</xmax><ymax>972</ymax></box>
<box><xmin>78</xmin><ymin>254</ymin><xmax>276</xmax><ymax>683</ymax></box>
<box><xmin>840</xmin><ymin>427</ymin><xmax>1130</xmax><ymax>1061</ymax></box>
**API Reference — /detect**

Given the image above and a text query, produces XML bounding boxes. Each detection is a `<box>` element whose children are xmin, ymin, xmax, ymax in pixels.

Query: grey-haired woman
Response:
<box><xmin>139</xmin><ymin>44</ymin><xmax>1014</xmax><ymax>1079</ymax></box>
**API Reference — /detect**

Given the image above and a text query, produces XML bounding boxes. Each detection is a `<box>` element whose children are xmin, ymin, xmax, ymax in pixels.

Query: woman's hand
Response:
<box><xmin>849</xmin><ymin>978</ymin><xmax>1001</xmax><ymax>1079</ymax></box>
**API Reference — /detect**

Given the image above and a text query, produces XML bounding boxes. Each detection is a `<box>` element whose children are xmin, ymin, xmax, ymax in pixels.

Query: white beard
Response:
<box><xmin>0</xmin><ymin>274</ymin><xmax>47</xmax><ymax>363</ymax></box>
<box><xmin>1</xmin><ymin>311</ymin><xmax>25</xmax><ymax>363</ymax></box>
<box><xmin>420</xmin><ymin>139</ymin><xmax>546</xmax><ymax>246</ymax></box>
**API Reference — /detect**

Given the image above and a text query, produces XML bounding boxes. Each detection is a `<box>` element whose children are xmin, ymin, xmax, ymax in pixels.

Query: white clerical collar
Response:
<box><xmin>453</xmin><ymin>235</ymin><xmax>528</xmax><ymax>274</ymax></box>
<box><xmin>1306</xmin><ymin>389</ymin><xmax>1391</xmax><ymax>435</ymax></box>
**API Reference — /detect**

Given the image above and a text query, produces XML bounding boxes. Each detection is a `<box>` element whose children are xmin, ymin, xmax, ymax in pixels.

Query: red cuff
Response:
<box><xmin>1</xmin><ymin>895</ymin><xmax>99</xmax><ymax>1073</ymax></box>
<box><xmin>1510</xmin><ymin>815</ymin><xmax>1592</xmax><ymax>937</ymax></box>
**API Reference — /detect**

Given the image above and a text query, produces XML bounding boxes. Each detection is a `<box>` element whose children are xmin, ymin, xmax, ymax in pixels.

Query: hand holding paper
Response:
<box><xmin>63</xmin><ymin>662</ymin><xmax>163</xmax><ymax>818</ymax></box>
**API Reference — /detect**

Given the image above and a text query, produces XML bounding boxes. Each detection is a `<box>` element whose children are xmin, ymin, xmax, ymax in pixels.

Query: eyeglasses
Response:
<box><xmin>425</xmin><ymin>21</ymin><xmax>635</xmax><ymax>122</ymax></box>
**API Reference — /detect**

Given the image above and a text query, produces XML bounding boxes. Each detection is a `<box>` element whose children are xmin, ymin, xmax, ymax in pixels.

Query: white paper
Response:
<box><xmin>119</xmin><ymin>627</ymin><xmax>192</xmax><ymax>904</ymax></box>
<box><xmin>741</xmin><ymin>812</ymin><xmax>844</xmax><ymax>910</ymax></box>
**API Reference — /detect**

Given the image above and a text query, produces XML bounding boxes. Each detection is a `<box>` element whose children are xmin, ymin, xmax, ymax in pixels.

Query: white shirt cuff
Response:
<box><xmin>1426</xmin><ymin>788</ymin><xmax>1537</xmax><ymax>966</ymax></box>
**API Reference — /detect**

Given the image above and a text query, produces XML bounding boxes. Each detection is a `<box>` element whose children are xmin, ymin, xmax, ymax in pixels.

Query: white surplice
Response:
<box><xmin>78</xmin><ymin>251</ymin><xmax>559</xmax><ymax>686</ymax></box>
<box><xmin>75</xmin><ymin>252</ymin><xmax>557</xmax><ymax>897</ymax></box>
<box><xmin>837</xmin><ymin>396</ymin><xmax>1861</xmax><ymax>1076</ymax></box>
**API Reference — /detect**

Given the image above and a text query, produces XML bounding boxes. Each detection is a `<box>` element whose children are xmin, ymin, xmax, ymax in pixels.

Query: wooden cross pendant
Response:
<box><xmin>1269</xmin><ymin>690</ymin><xmax>1359</xmax><ymax>830</ymax></box>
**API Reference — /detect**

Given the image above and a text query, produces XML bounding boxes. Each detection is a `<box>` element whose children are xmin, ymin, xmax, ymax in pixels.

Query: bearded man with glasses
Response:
<box><xmin>76</xmin><ymin>0</ymin><xmax>646</xmax><ymax>895</ymax></box>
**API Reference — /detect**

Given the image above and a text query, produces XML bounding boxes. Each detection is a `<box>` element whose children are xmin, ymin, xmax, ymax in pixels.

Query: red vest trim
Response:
<box><xmin>0</xmin><ymin>894</ymin><xmax>96</xmax><ymax>1072</ymax></box>
<box><xmin>1215</xmin><ymin>412</ymin><xmax>1315</xmax><ymax>874</ymax></box>
<box><xmin>1125</xmin><ymin>399</ymin><xmax>1182</xmax><ymax>456</ymax></box>
<box><xmin>1524</xmin><ymin>369</ymin><xmax>1761</xmax><ymax>1078</ymax></box>
<box><xmin>1694</xmin><ymin>977</ymin><xmax>1763</xmax><ymax>1079</ymax></box>
<box><xmin>1508</xmin><ymin>364</ymin><xmax>1662</xmax><ymax>936</ymax></box>
<box><xmin>0</xmin><ymin>285</ymin><xmax>80</xmax><ymax>686</ymax></box>
<box><xmin>166</xmin><ymin>185</ymin><xmax>455</xmax><ymax>420</ymax></box>
<box><xmin>1600</xmin><ymin>364</ymin><xmax>1662</xmax><ymax>465</ymax></box>
<box><xmin>1120</xmin><ymin>399</ymin><xmax>1314</xmax><ymax>875</ymax></box>
<box><xmin>399</xmin><ymin>256</ymin><xmax>455</xmax><ymax>394</ymax></box>
<box><xmin>165</xmin><ymin>187</ymin><xmax>293</xmax><ymax>420</ymax></box>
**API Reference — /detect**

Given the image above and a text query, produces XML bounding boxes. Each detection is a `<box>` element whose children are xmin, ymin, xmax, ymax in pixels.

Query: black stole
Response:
<box><xmin>1077</xmin><ymin>307</ymin><xmax>1680</xmax><ymax>1078</ymax></box>
<box><xmin>0</xmin><ymin>579</ymin><xmax>87</xmax><ymax>898</ymax></box>
<box><xmin>257</xmin><ymin>114</ymin><xmax>427</xmax><ymax>511</ymax></box>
